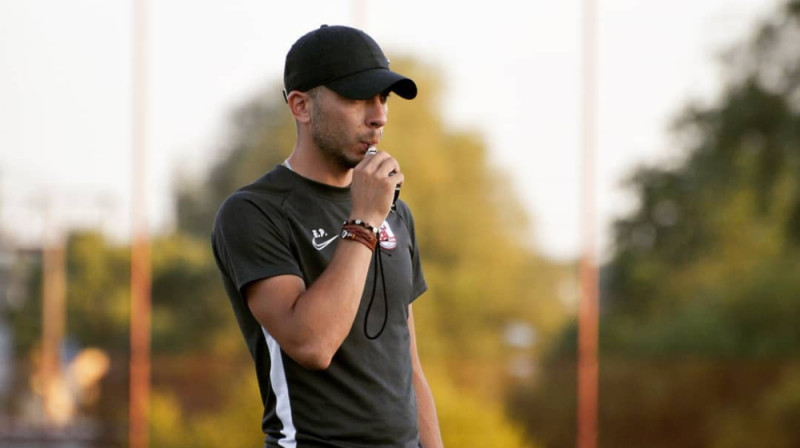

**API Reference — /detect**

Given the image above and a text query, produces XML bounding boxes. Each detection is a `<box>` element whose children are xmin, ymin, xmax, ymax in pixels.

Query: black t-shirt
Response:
<box><xmin>212</xmin><ymin>165</ymin><xmax>427</xmax><ymax>448</ymax></box>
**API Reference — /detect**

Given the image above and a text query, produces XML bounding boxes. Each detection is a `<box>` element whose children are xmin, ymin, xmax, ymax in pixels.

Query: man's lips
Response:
<box><xmin>361</xmin><ymin>141</ymin><xmax>379</xmax><ymax>151</ymax></box>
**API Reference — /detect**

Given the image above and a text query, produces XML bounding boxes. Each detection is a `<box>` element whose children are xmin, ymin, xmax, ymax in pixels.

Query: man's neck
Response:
<box><xmin>285</xmin><ymin>144</ymin><xmax>353</xmax><ymax>188</ymax></box>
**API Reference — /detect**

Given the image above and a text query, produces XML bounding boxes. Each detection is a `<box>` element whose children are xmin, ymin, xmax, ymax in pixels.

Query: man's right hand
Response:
<box><xmin>349</xmin><ymin>149</ymin><xmax>404</xmax><ymax>226</ymax></box>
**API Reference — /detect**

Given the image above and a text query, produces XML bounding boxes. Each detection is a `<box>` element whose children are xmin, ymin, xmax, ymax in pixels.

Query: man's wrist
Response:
<box><xmin>340</xmin><ymin>224</ymin><xmax>378</xmax><ymax>251</ymax></box>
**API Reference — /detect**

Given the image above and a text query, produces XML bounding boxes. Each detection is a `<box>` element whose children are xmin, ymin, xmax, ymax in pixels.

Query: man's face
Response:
<box><xmin>309</xmin><ymin>87</ymin><xmax>389</xmax><ymax>170</ymax></box>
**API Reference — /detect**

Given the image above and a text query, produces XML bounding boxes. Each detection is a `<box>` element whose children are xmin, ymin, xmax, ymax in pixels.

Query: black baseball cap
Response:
<box><xmin>283</xmin><ymin>25</ymin><xmax>417</xmax><ymax>101</ymax></box>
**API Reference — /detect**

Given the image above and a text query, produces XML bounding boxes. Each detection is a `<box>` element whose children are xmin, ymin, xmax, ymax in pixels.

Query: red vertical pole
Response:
<box><xmin>578</xmin><ymin>0</ymin><xmax>599</xmax><ymax>447</ymax></box>
<box><xmin>41</xmin><ymin>233</ymin><xmax>66</xmax><ymax>427</ymax></box>
<box><xmin>130</xmin><ymin>0</ymin><xmax>151</xmax><ymax>447</ymax></box>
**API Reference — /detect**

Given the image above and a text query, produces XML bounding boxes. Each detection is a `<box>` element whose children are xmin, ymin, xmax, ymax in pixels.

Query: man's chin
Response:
<box><xmin>334</xmin><ymin>153</ymin><xmax>360</xmax><ymax>170</ymax></box>
<box><xmin>344</xmin><ymin>149</ymin><xmax>368</xmax><ymax>169</ymax></box>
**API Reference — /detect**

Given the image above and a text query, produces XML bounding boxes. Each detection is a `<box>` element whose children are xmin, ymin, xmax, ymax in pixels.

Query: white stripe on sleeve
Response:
<box><xmin>263</xmin><ymin>328</ymin><xmax>297</xmax><ymax>448</ymax></box>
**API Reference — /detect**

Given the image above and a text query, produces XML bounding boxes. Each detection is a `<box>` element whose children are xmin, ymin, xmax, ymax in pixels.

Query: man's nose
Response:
<box><xmin>366</xmin><ymin>97</ymin><xmax>387</xmax><ymax>129</ymax></box>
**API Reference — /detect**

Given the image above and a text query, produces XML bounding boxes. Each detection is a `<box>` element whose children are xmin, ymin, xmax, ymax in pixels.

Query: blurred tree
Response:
<box><xmin>150</xmin><ymin>370</ymin><xmax>264</xmax><ymax>448</ymax></box>
<box><xmin>426</xmin><ymin>366</ymin><xmax>542</xmax><ymax>448</ymax></box>
<box><xmin>174</xmin><ymin>87</ymin><xmax>295</xmax><ymax>238</ymax></box>
<box><xmin>708</xmin><ymin>364</ymin><xmax>800</xmax><ymax>448</ymax></box>
<box><xmin>510</xmin><ymin>1</ymin><xmax>800</xmax><ymax>446</ymax></box>
<box><xmin>8</xmin><ymin>231</ymin><xmax>241</xmax><ymax>355</ymax></box>
<box><xmin>604</xmin><ymin>1</ymin><xmax>800</xmax><ymax>356</ymax></box>
<box><xmin>150</xmin><ymin>232</ymin><xmax>240</xmax><ymax>355</ymax></box>
<box><xmin>5</xmin><ymin>232</ymin><xmax>131</xmax><ymax>355</ymax></box>
<box><xmin>3</xmin><ymin>229</ymin><xmax>249</xmax><ymax>443</ymax></box>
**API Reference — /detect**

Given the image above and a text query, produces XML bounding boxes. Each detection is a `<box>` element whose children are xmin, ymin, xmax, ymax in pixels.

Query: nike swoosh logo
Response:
<box><xmin>312</xmin><ymin>235</ymin><xmax>338</xmax><ymax>251</ymax></box>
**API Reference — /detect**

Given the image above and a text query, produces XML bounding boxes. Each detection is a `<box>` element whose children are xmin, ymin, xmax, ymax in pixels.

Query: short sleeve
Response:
<box><xmin>212</xmin><ymin>192</ymin><xmax>302</xmax><ymax>295</ymax></box>
<box><xmin>396</xmin><ymin>201</ymin><xmax>427</xmax><ymax>302</ymax></box>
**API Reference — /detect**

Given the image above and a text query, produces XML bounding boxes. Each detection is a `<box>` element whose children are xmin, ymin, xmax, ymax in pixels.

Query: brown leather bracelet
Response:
<box><xmin>340</xmin><ymin>224</ymin><xmax>378</xmax><ymax>251</ymax></box>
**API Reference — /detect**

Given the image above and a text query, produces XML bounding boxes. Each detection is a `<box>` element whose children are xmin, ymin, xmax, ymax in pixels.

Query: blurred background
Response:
<box><xmin>2</xmin><ymin>0</ymin><xmax>799</xmax><ymax>446</ymax></box>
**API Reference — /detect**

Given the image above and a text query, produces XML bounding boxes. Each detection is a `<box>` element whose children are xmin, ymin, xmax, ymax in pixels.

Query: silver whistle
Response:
<box><xmin>367</xmin><ymin>147</ymin><xmax>400</xmax><ymax>211</ymax></box>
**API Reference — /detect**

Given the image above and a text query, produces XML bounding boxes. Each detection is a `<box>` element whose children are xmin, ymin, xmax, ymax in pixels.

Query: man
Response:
<box><xmin>212</xmin><ymin>25</ymin><xmax>443</xmax><ymax>448</ymax></box>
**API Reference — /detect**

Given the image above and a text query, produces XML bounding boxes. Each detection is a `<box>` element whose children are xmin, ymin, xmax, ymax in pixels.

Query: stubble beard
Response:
<box><xmin>310</xmin><ymin>107</ymin><xmax>360</xmax><ymax>170</ymax></box>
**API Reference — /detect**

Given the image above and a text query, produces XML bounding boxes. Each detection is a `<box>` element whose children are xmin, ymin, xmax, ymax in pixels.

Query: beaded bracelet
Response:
<box><xmin>342</xmin><ymin>219</ymin><xmax>379</xmax><ymax>235</ymax></box>
<box><xmin>340</xmin><ymin>224</ymin><xmax>378</xmax><ymax>251</ymax></box>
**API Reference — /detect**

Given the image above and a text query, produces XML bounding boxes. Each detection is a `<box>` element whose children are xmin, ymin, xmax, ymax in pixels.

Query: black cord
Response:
<box><xmin>364</xmin><ymin>246</ymin><xmax>389</xmax><ymax>340</ymax></box>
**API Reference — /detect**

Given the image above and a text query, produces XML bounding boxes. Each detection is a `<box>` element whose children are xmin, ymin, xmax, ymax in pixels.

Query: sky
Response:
<box><xmin>0</xmin><ymin>0</ymin><xmax>782</xmax><ymax>260</ymax></box>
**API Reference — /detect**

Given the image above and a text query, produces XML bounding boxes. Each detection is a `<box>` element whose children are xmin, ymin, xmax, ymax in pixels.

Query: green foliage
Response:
<box><xmin>709</xmin><ymin>365</ymin><xmax>800</xmax><ymax>448</ymax></box>
<box><xmin>4</xmin><ymin>254</ymin><xmax>45</xmax><ymax>355</ymax></box>
<box><xmin>66</xmin><ymin>232</ymin><xmax>132</xmax><ymax>351</ymax></box>
<box><xmin>150</xmin><ymin>369</ymin><xmax>264</xmax><ymax>448</ymax></box>
<box><xmin>4</xmin><ymin>232</ymin><xmax>132</xmax><ymax>354</ymax></box>
<box><xmin>426</xmin><ymin>366</ymin><xmax>541</xmax><ymax>448</ymax></box>
<box><xmin>506</xmin><ymin>359</ymin><xmax>576</xmax><ymax>448</ymax></box>
<box><xmin>510</xmin><ymin>2</ymin><xmax>800</xmax><ymax>446</ymax></box>
<box><xmin>603</xmin><ymin>5</ymin><xmax>800</xmax><ymax>356</ymax></box>
<box><xmin>175</xmin><ymin>84</ymin><xmax>295</xmax><ymax>238</ymax></box>
<box><xmin>150</xmin><ymin>233</ymin><xmax>242</xmax><ymax>355</ymax></box>
<box><xmin>8</xmin><ymin>231</ymin><xmax>245</xmax><ymax>356</ymax></box>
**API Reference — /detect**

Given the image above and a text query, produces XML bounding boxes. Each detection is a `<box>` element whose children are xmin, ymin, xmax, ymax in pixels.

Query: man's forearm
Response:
<box><xmin>408</xmin><ymin>308</ymin><xmax>444</xmax><ymax>448</ymax></box>
<box><xmin>246</xmin><ymin>238</ymin><xmax>374</xmax><ymax>369</ymax></box>
<box><xmin>415</xmin><ymin>370</ymin><xmax>444</xmax><ymax>448</ymax></box>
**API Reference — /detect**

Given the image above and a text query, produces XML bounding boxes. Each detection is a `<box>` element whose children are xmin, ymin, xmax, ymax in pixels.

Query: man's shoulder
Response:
<box><xmin>240</xmin><ymin>165</ymin><xmax>294</xmax><ymax>195</ymax></box>
<box><xmin>222</xmin><ymin>166</ymin><xmax>292</xmax><ymax>205</ymax></box>
<box><xmin>213</xmin><ymin>166</ymin><xmax>294</xmax><ymax>228</ymax></box>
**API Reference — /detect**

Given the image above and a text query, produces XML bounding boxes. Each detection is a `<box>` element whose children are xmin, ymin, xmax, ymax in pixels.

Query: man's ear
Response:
<box><xmin>287</xmin><ymin>91</ymin><xmax>312</xmax><ymax>124</ymax></box>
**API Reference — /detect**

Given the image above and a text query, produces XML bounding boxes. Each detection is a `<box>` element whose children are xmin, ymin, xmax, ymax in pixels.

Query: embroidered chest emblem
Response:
<box><xmin>379</xmin><ymin>221</ymin><xmax>397</xmax><ymax>250</ymax></box>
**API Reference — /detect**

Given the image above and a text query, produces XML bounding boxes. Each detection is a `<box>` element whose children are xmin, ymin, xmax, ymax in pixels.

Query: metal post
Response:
<box><xmin>578</xmin><ymin>0</ymin><xmax>599</xmax><ymax>447</ymax></box>
<box><xmin>130</xmin><ymin>0</ymin><xmax>151</xmax><ymax>447</ymax></box>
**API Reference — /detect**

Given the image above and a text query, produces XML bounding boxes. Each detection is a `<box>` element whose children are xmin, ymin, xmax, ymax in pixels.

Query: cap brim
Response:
<box><xmin>326</xmin><ymin>68</ymin><xmax>417</xmax><ymax>100</ymax></box>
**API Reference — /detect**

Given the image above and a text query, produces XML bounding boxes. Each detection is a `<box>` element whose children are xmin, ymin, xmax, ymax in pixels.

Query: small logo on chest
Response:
<box><xmin>379</xmin><ymin>222</ymin><xmax>397</xmax><ymax>250</ymax></box>
<box><xmin>311</xmin><ymin>228</ymin><xmax>337</xmax><ymax>251</ymax></box>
